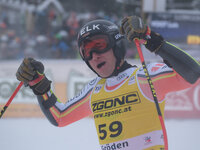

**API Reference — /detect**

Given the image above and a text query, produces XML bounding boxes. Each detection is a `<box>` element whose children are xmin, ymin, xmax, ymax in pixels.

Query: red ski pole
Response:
<box><xmin>134</xmin><ymin>39</ymin><xmax>168</xmax><ymax>150</ymax></box>
<box><xmin>0</xmin><ymin>81</ymin><xmax>23</xmax><ymax>118</ymax></box>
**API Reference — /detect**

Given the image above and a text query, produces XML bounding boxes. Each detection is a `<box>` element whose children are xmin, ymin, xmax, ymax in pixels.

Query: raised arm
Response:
<box><xmin>120</xmin><ymin>16</ymin><xmax>200</xmax><ymax>84</ymax></box>
<box><xmin>16</xmin><ymin>58</ymin><xmax>96</xmax><ymax>127</ymax></box>
<box><xmin>145</xmin><ymin>32</ymin><xmax>200</xmax><ymax>84</ymax></box>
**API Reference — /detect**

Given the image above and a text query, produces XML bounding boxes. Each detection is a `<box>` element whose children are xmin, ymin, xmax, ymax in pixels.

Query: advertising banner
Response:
<box><xmin>0</xmin><ymin>60</ymin><xmax>199</xmax><ymax>118</ymax></box>
<box><xmin>150</xmin><ymin>12</ymin><xmax>200</xmax><ymax>44</ymax></box>
<box><xmin>165</xmin><ymin>80</ymin><xmax>200</xmax><ymax>118</ymax></box>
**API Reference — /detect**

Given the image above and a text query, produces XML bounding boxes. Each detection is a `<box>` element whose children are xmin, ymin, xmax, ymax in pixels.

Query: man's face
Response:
<box><xmin>88</xmin><ymin>49</ymin><xmax>116</xmax><ymax>78</ymax></box>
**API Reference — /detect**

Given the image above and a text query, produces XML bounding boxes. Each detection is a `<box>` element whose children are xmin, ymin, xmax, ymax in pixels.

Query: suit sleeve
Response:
<box><xmin>36</xmin><ymin>78</ymin><xmax>99</xmax><ymax>127</ymax></box>
<box><xmin>145</xmin><ymin>31</ymin><xmax>200</xmax><ymax>84</ymax></box>
<box><xmin>137</xmin><ymin>63</ymin><xmax>198</xmax><ymax>101</ymax></box>
<box><xmin>155</xmin><ymin>41</ymin><xmax>200</xmax><ymax>84</ymax></box>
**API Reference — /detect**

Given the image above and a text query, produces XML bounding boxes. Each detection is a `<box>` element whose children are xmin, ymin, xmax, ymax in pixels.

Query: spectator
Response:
<box><xmin>51</xmin><ymin>33</ymin><xmax>70</xmax><ymax>58</ymax></box>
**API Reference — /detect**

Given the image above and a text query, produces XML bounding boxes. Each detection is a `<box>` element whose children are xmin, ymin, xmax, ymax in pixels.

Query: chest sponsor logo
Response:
<box><xmin>89</xmin><ymin>78</ymin><xmax>97</xmax><ymax>85</ymax></box>
<box><xmin>94</xmin><ymin>84</ymin><xmax>103</xmax><ymax>93</ymax></box>
<box><xmin>128</xmin><ymin>76</ymin><xmax>135</xmax><ymax>85</ymax></box>
<box><xmin>92</xmin><ymin>92</ymin><xmax>141</xmax><ymax>113</ymax></box>
<box><xmin>144</xmin><ymin>136</ymin><xmax>152</xmax><ymax>145</ymax></box>
<box><xmin>117</xmin><ymin>73</ymin><xmax>127</xmax><ymax>81</ymax></box>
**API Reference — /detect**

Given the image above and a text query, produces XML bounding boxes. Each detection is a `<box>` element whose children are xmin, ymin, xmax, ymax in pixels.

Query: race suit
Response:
<box><xmin>36</xmin><ymin>41</ymin><xmax>200</xmax><ymax>150</ymax></box>
<box><xmin>37</xmin><ymin>62</ymin><xmax>197</xmax><ymax>150</ymax></box>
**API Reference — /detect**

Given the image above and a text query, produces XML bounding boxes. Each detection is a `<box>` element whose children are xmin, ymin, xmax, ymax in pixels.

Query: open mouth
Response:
<box><xmin>97</xmin><ymin>62</ymin><xmax>106</xmax><ymax>69</ymax></box>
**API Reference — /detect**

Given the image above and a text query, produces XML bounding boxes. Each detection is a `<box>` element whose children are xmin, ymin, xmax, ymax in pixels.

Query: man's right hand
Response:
<box><xmin>16</xmin><ymin>58</ymin><xmax>51</xmax><ymax>95</ymax></box>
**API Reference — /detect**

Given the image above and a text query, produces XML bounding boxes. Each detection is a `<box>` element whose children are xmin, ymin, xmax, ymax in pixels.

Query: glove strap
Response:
<box><xmin>136</xmin><ymin>26</ymin><xmax>151</xmax><ymax>44</ymax></box>
<box><xmin>145</xmin><ymin>31</ymin><xmax>164</xmax><ymax>52</ymax></box>
<box><xmin>30</xmin><ymin>76</ymin><xmax>51</xmax><ymax>95</ymax></box>
<box><xmin>29</xmin><ymin>71</ymin><xmax>51</xmax><ymax>95</ymax></box>
<box><xmin>29</xmin><ymin>73</ymin><xmax>44</xmax><ymax>86</ymax></box>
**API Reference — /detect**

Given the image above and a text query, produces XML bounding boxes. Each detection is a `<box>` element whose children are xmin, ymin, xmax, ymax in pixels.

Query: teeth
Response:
<box><xmin>97</xmin><ymin>62</ymin><xmax>105</xmax><ymax>68</ymax></box>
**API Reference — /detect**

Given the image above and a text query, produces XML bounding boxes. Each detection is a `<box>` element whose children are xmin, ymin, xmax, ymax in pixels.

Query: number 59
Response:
<box><xmin>98</xmin><ymin>121</ymin><xmax>123</xmax><ymax>140</ymax></box>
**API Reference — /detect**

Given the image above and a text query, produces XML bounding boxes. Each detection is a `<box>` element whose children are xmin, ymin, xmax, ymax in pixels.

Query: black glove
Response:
<box><xmin>120</xmin><ymin>16</ymin><xmax>164</xmax><ymax>52</ymax></box>
<box><xmin>120</xmin><ymin>16</ymin><xmax>149</xmax><ymax>42</ymax></box>
<box><xmin>16</xmin><ymin>58</ymin><xmax>51</xmax><ymax>95</ymax></box>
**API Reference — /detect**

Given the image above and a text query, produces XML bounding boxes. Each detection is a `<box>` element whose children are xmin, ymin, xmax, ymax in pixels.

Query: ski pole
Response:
<box><xmin>134</xmin><ymin>39</ymin><xmax>168</xmax><ymax>150</ymax></box>
<box><xmin>0</xmin><ymin>81</ymin><xmax>23</xmax><ymax>118</ymax></box>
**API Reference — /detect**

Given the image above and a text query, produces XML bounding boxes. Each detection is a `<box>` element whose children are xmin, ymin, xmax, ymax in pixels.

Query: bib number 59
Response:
<box><xmin>98</xmin><ymin>121</ymin><xmax>122</xmax><ymax>140</ymax></box>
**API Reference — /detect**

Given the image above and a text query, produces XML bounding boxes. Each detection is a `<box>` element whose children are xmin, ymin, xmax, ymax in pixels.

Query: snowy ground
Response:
<box><xmin>1</xmin><ymin>118</ymin><xmax>200</xmax><ymax>150</ymax></box>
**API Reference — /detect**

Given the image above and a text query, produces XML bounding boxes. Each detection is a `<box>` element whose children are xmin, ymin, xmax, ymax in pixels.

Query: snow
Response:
<box><xmin>0</xmin><ymin>118</ymin><xmax>200</xmax><ymax>150</ymax></box>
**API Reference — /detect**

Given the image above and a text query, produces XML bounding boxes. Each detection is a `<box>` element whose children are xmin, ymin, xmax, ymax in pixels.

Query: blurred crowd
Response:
<box><xmin>0</xmin><ymin>10</ymin><xmax>137</xmax><ymax>60</ymax></box>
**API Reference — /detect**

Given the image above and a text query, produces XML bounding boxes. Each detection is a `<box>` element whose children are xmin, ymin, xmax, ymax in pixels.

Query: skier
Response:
<box><xmin>16</xmin><ymin>16</ymin><xmax>200</xmax><ymax>150</ymax></box>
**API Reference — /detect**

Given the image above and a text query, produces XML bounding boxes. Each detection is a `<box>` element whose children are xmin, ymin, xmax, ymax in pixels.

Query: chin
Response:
<box><xmin>99</xmin><ymin>72</ymin><xmax>112</xmax><ymax>78</ymax></box>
